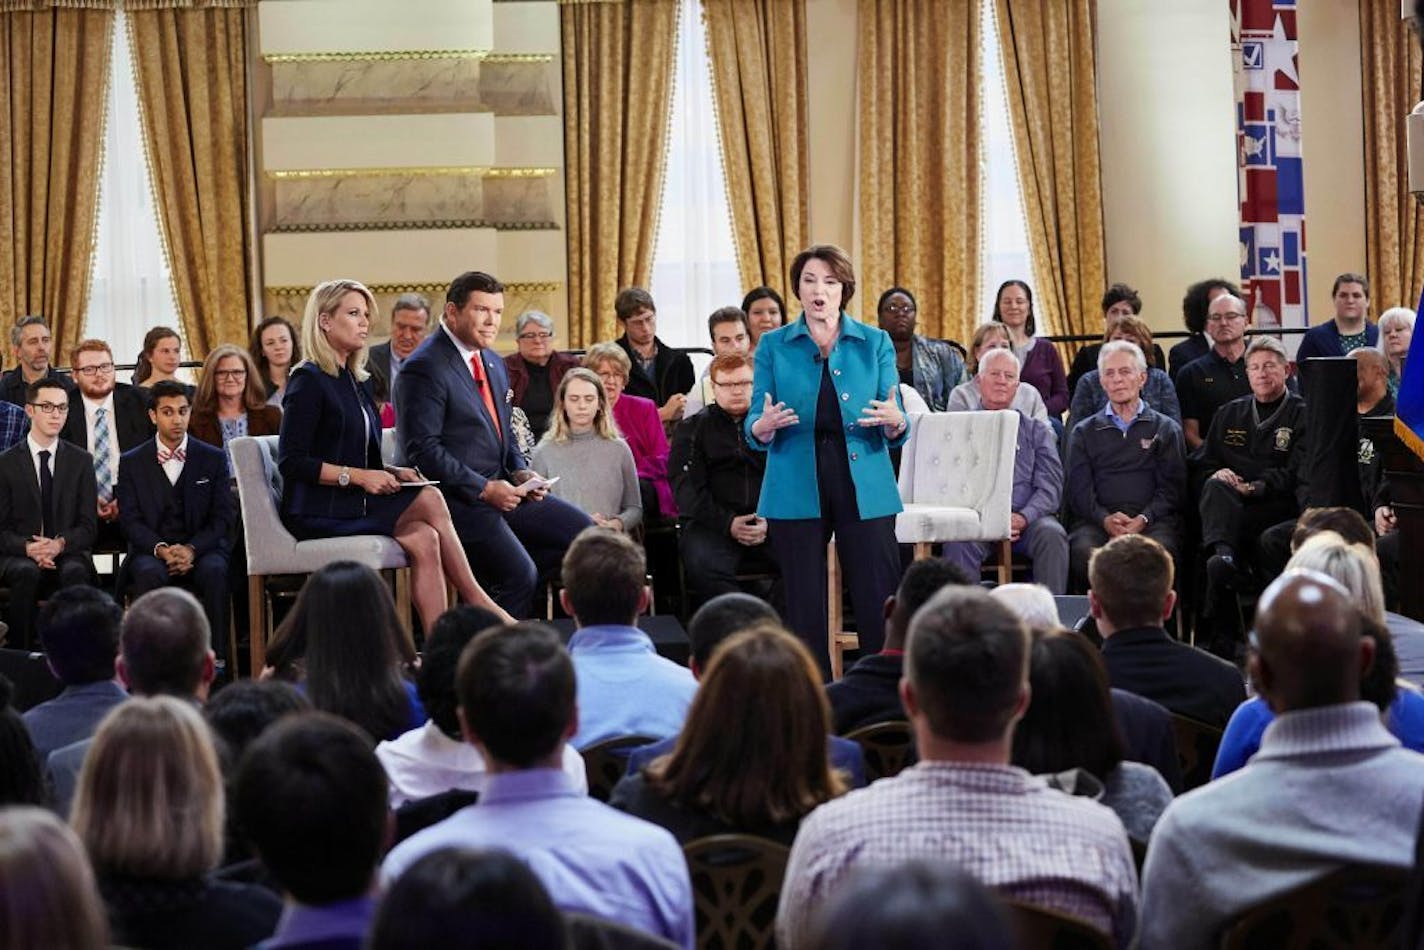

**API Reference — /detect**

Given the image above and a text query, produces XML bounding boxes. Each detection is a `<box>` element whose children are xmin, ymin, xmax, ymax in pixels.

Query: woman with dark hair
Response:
<box><xmin>132</xmin><ymin>327</ymin><xmax>193</xmax><ymax>400</ymax></box>
<box><xmin>1169</xmin><ymin>278</ymin><xmax>1240</xmax><ymax>381</ymax></box>
<box><xmin>264</xmin><ymin>561</ymin><xmax>425</xmax><ymax>744</ymax></box>
<box><xmin>876</xmin><ymin>286</ymin><xmax>966</xmax><ymax>412</ymax></box>
<box><xmin>1012</xmin><ymin>628</ymin><xmax>1172</xmax><ymax>841</ymax></box>
<box><xmin>1067</xmin><ymin>285</ymin><xmax>1168</xmax><ymax>397</ymax></box>
<box><xmin>992</xmin><ymin>279</ymin><xmax>1068</xmax><ymax>416</ymax></box>
<box><xmin>610</xmin><ymin>624</ymin><xmax>847</xmax><ymax>843</ymax></box>
<box><xmin>805</xmin><ymin>861</ymin><xmax>1011</xmax><ymax>950</ymax></box>
<box><xmin>741</xmin><ymin>286</ymin><xmax>787</xmax><ymax>350</ymax></box>
<box><xmin>0</xmin><ymin>807</ymin><xmax>110</xmax><ymax>950</ymax></box>
<box><xmin>249</xmin><ymin>316</ymin><xmax>300</xmax><ymax>407</ymax></box>
<box><xmin>188</xmin><ymin>344</ymin><xmax>282</xmax><ymax>451</ymax></box>
<box><xmin>369</xmin><ymin>848</ymin><xmax>567</xmax><ymax>950</ymax></box>
<box><xmin>0</xmin><ymin>676</ymin><xmax>45</xmax><ymax>807</ymax></box>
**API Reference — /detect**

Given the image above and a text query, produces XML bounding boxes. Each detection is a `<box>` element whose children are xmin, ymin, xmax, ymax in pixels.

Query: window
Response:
<box><xmin>978</xmin><ymin>0</ymin><xmax>1034</xmax><ymax>326</ymax></box>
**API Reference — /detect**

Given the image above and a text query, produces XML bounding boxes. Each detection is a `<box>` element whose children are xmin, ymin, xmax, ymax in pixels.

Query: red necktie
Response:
<box><xmin>470</xmin><ymin>353</ymin><xmax>503</xmax><ymax>438</ymax></box>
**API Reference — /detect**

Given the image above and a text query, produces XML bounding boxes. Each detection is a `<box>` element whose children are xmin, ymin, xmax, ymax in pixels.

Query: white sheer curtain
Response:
<box><xmin>649</xmin><ymin>0</ymin><xmax>741</xmax><ymax>350</ymax></box>
<box><xmin>978</xmin><ymin>0</ymin><xmax>1033</xmax><ymax>324</ymax></box>
<box><xmin>84</xmin><ymin>12</ymin><xmax>185</xmax><ymax>381</ymax></box>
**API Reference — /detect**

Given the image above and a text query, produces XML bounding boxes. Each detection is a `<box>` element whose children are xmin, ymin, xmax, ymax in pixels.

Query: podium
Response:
<box><xmin>1361</xmin><ymin>415</ymin><xmax>1424</xmax><ymax>622</ymax></box>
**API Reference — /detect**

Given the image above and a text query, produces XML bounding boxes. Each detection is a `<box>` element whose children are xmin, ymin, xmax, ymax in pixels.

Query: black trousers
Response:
<box><xmin>0</xmin><ymin>554</ymin><xmax>95</xmax><ymax>649</ymax></box>
<box><xmin>679</xmin><ymin>522</ymin><xmax>779</xmax><ymax>613</ymax></box>
<box><xmin>449</xmin><ymin>494</ymin><xmax>594</xmax><ymax>618</ymax></box>
<box><xmin>130</xmin><ymin>551</ymin><xmax>231</xmax><ymax>663</ymax></box>
<box><xmin>1198</xmin><ymin>478</ymin><xmax>1297</xmax><ymax>554</ymax></box>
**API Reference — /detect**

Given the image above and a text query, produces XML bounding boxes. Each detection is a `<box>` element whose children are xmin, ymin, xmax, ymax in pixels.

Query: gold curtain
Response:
<box><xmin>560</xmin><ymin>0</ymin><xmax>679</xmax><ymax>347</ymax></box>
<box><xmin>994</xmin><ymin>0</ymin><xmax>1105</xmax><ymax>349</ymax></box>
<box><xmin>1361</xmin><ymin>3</ymin><xmax>1424</xmax><ymax>309</ymax></box>
<box><xmin>702</xmin><ymin>0</ymin><xmax>807</xmax><ymax>295</ymax></box>
<box><xmin>0</xmin><ymin>7</ymin><xmax>112</xmax><ymax>355</ymax></box>
<box><xmin>126</xmin><ymin>2</ymin><xmax>253</xmax><ymax>357</ymax></box>
<box><xmin>858</xmin><ymin>0</ymin><xmax>981</xmax><ymax>342</ymax></box>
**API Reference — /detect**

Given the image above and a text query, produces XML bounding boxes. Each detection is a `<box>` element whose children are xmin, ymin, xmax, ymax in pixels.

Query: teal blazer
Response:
<box><xmin>746</xmin><ymin>313</ymin><xmax>909</xmax><ymax>520</ymax></box>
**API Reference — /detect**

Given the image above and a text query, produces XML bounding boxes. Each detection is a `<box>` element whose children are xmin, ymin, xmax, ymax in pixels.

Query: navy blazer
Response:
<box><xmin>0</xmin><ymin>438</ymin><xmax>97</xmax><ymax>557</ymax></box>
<box><xmin>60</xmin><ymin>382</ymin><xmax>154</xmax><ymax>454</ymax></box>
<box><xmin>278</xmin><ymin>361</ymin><xmax>385</xmax><ymax>521</ymax></box>
<box><xmin>396</xmin><ymin>328</ymin><xmax>524</xmax><ymax>507</ymax></box>
<box><xmin>115</xmin><ymin>437</ymin><xmax>233</xmax><ymax>558</ymax></box>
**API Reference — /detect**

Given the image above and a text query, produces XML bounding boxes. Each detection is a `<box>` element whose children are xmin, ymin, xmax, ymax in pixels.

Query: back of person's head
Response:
<box><xmin>686</xmin><ymin>593</ymin><xmax>779</xmax><ymax>671</ymax></box>
<box><xmin>1088</xmin><ymin>535</ymin><xmax>1173</xmax><ymax>630</ymax></box>
<box><xmin>419</xmin><ymin>606</ymin><xmax>505</xmax><ymax>739</ymax></box>
<box><xmin>37</xmin><ymin>587</ymin><xmax>121</xmax><ymax>687</ymax></box>
<box><xmin>0</xmin><ymin>678</ymin><xmax>43</xmax><ymax>807</ymax></box>
<box><xmin>805</xmin><ymin>860</ymin><xmax>1011</xmax><ymax>950</ymax></box>
<box><xmin>1291</xmin><ymin>506</ymin><xmax>1376</xmax><ymax>553</ymax></box>
<box><xmin>368</xmin><ymin>848</ymin><xmax>566</xmax><ymax>950</ymax></box>
<box><xmin>457</xmin><ymin>623</ymin><xmax>574</xmax><ymax>768</ymax></box>
<box><xmin>118</xmin><ymin>588</ymin><xmax>212</xmax><ymax>698</ymax></box>
<box><xmin>0</xmin><ymin>806</ymin><xmax>109</xmax><ymax>950</ymax></box>
<box><xmin>235</xmin><ymin>712</ymin><xmax>389</xmax><ymax>906</ymax></box>
<box><xmin>989</xmin><ymin>583</ymin><xmax>1059</xmax><ymax>630</ymax></box>
<box><xmin>71</xmin><ymin>696</ymin><xmax>224</xmax><ymax>879</ymax></box>
<box><xmin>204</xmin><ymin>680</ymin><xmax>310</xmax><ymax>773</ymax></box>
<box><xmin>1252</xmin><ymin>570</ymin><xmax>1369</xmax><ymax>713</ymax></box>
<box><xmin>905</xmin><ymin>587</ymin><xmax>1029</xmax><ymax>743</ymax></box>
<box><xmin>652</xmin><ymin>624</ymin><xmax>844</xmax><ymax>827</ymax></box>
<box><xmin>1286</xmin><ymin>532</ymin><xmax>1386</xmax><ymax>623</ymax></box>
<box><xmin>1012</xmin><ymin>628</ymin><xmax>1125</xmax><ymax>781</ymax></box>
<box><xmin>887</xmin><ymin>558</ymin><xmax>973</xmax><ymax>647</ymax></box>
<box><xmin>560</xmin><ymin>527</ymin><xmax>645</xmax><ymax>626</ymax></box>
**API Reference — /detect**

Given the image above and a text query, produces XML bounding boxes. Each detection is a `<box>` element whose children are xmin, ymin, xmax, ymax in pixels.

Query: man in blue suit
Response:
<box><xmin>115</xmin><ymin>380</ymin><xmax>235</xmax><ymax>661</ymax></box>
<box><xmin>396</xmin><ymin>271</ymin><xmax>592</xmax><ymax>617</ymax></box>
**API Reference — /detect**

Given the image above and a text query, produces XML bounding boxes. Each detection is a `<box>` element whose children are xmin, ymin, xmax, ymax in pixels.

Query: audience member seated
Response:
<box><xmin>47</xmin><ymin>588</ymin><xmax>217</xmax><ymax>815</ymax></box>
<box><xmin>0</xmin><ymin>394</ymin><xmax>26</xmax><ymax>455</ymax></box>
<box><xmin>265</xmin><ymin>562</ymin><xmax>424</xmax><ymax>743</ymax></box>
<box><xmin>505</xmin><ymin>309</ymin><xmax>579</xmax><ymax>440</ymax></box>
<box><xmin>235</xmin><ymin>712</ymin><xmax>391</xmax><ymax>950</ymax></box>
<box><xmin>947</xmin><ymin>321</ymin><xmax>1049</xmax><ymax>420</ymax></box>
<box><xmin>613</xmin><ymin>287</ymin><xmax>695</xmax><ymax>426</ymax></box>
<box><xmin>1175</xmin><ymin>292</ymin><xmax>1251</xmax><ymax>451</ymax></box>
<box><xmin>1013</xmin><ymin>628</ymin><xmax>1173</xmax><ymax>842</ymax></box>
<box><xmin>683</xmin><ymin>306</ymin><xmax>752</xmax><ymax>417</ymax></box>
<box><xmin>559</xmin><ymin>529</ymin><xmax>696</xmax><ymax>748</ymax></box>
<box><xmin>1379</xmin><ymin>305</ymin><xmax>1414</xmax><ymax>396</ymax></box>
<box><xmin>1090</xmin><ymin>536</ymin><xmax>1245</xmax><ymax>728</ymax></box>
<box><xmin>827</xmin><ymin>559</ymin><xmax>971</xmax><ymax>734</ymax></box>
<box><xmin>1068</xmin><ymin>283</ymin><xmax>1167</xmax><ymax>397</ymax></box>
<box><xmin>742</xmin><ymin>285</ymin><xmax>788</xmax><ymax>354</ymax></box>
<box><xmin>585</xmin><ymin>342</ymin><xmax>677</xmax><ymax>520</ymax></box>
<box><xmin>131</xmin><ymin>327</ymin><xmax>193</xmax><ymax>399</ymax></box>
<box><xmin>366</xmin><ymin>292</ymin><xmax>434</xmax><ymax>423</ymax></box>
<box><xmin>1167</xmin><ymin>278</ymin><xmax>1239</xmax><ymax>382</ymax></box>
<box><xmin>1066</xmin><ymin>314</ymin><xmax>1180</xmax><ymax>431</ymax></box>
<box><xmin>381</xmin><ymin>622</ymin><xmax>694</xmax><ymax>948</ymax></box>
<box><xmin>1257</xmin><ymin>506</ymin><xmax>1390</xmax><ymax>635</ymax></box>
<box><xmin>1295</xmin><ymin>271</ymin><xmax>1379</xmax><ymax>363</ymax></box>
<box><xmin>117</xmin><ymin>381</ymin><xmax>234</xmax><ymax>662</ymax></box>
<box><xmin>611</xmin><ymin>624</ymin><xmax>849</xmax><ymax>844</ymax></box>
<box><xmin>670</xmin><ymin>353</ymin><xmax>777</xmax><ymax>610</ymax></box>
<box><xmin>776</xmin><ymin>586</ymin><xmax>1137</xmax><ymax>948</ymax></box>
<box><xmin>188</xmin><ymin>344</ymin><xmax>282</xmax><ymax>453</ymax></box>
<box><xmin>22</xmin><ymin>587</ymin><xmax>125</xmax><ymax>761</ymax></box>
<box><xmin>943</xmin><ymin>348</ymin><xmax>1068</xmax><ymax>593</ymax></box>
<box><xmin>370</xmin><ymin>848</ymin><xmax>568</xmax><ymax>950</ymax></box>
<box><xmin>72</xmin><ymin>697</ymin><xmax>282</xmax><ymax>949</ymax></box>
<box><xmin>249</xmin><ymin>316</ymin><xmax>300</xmax><ymax>409</ymax></box>
<box><xmin>531</xmin><ymin>367</ymin><xmax>642</xmax><ymax>533</ymax></box>
<box><xmin>877</xmin><ymin>287</ymin><xmax>966</xmax><ymax>412</ymax></box>
<box><xmin>375</xmin><ymin>605</ymin><xmax>586</xmax><ymax>807</ymax></box>
<box><xmin>1212</xmin><ymin>533</ymin><xmax>1424</xmax><ymax>777</ymax></box>
<box><xmin>0</xmin><ymin>807</ymin><xmax>110</xmax><ymax>948</ymax></box>
<box><xmin>1138</xmin><ymin>570</ymin><xmax>1424</xmax><ymax>949</ymax></box>
<box><xmin>804</xmin><ymin>861</ymin><xmax>1012</xmax><ymax>950</ymax></box>
<box><xmin>0</xmin><ymin>676</ymin><xmax>45</xmax><ymax>806</ymax></box>
<box><xmin>0</xmin><ymin>315</ymin><xmax>74</xmax><ymax>408</ymax></box>
<box><xmin>1065</xmin><ymin>341</ymin><xmax>1186</xmax><ymax>590</ymax></box>
<box><xmin>992</xmin><ymin>280</ymin><xmax>1068</xmax><ymax>416</ymax></box>
<box><xmin>0</xmin><ymin>378</ymin><xmax>98</xmax><ymax>649</ymax></box>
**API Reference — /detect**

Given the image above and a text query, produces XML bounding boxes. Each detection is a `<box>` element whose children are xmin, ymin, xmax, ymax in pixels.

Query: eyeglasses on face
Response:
<box><xmin>213</xmin><ymin>369</ymin><xmax>247</xmax><ymax>380</ymax></box>
<box><xmin>881</xmin><ymin>305</ymin><xmax>915</xmax><ymax>316</ymax></box>
<box><xmin>518</xmin><ymin>331</ymin><xmax>554</xmax><ymax>341</ymax></box>
<box><xmin>74</xmin><ymin>362</ymin><xmax>114</xmax><ymax>377</ymax></box>
<box><xmin>28</xmin><ymin>401</ymin><xmax>68</xmax><ymax>415</ymax></box>
<box><xmin>712</xmin><ymin>380</ymin><xmax>753</xmax><ymax>390</ymax></box>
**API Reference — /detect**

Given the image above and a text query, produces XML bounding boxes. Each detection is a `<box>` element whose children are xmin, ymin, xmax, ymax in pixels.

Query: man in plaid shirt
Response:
<box><xmin>777</xmin><ymin>586</ymin><xmax>1138</xmax><ymax>948</ymax></box>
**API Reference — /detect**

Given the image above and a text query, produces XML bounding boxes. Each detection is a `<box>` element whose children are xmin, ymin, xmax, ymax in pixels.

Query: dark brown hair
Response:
<box><xmin>1088</xmin><ymin>535</ymin><xmax>1174</xmax><ymax>629</ymax></box>
<box><xmin>789</xmin><ymin>245</ymin><xmax>856</xmax><ymax>312</ymax></box>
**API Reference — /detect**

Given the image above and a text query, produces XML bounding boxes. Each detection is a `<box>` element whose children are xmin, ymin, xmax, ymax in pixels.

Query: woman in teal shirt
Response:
<box><xmin>747</xmin><ymin>245</ymin><xmax>909</xmax><ymax>676</ymax></box>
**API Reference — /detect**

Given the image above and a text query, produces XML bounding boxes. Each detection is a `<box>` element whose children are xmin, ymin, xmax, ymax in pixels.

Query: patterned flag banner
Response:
<box><xmin>1231</xmin><ymin>0</ymin><xmax>1306</xmax><ymax>333</ymax></box>
<box><xmin>1395</xmin><ymin>286</ymin><xmax>1424</xmax><ymax>461</ymax></box>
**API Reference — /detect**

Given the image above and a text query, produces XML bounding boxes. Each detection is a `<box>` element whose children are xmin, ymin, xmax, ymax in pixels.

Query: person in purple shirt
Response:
<box><xmin>585</xmin><ymin>342</ymin><xmax>677</xmax><ymax>519</ymax></box>
<box><xmin>992</xmin><ymin>280</ymin><xmax>1068</xmax><ymax>416</ymax></box>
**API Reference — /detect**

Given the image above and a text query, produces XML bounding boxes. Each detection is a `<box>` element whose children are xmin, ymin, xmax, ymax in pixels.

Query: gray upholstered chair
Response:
<box><xmin>229</xmin><ymin>435</ymin><xmax>411</xmax><ymax>675</ymax></box>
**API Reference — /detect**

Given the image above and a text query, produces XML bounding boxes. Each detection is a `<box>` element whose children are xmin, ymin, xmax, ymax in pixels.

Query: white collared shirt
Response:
<box><xmin>27</xmin><ymin>434</ymin><xmax>59</xmax><ymax>489</ymax></box>
<box><xmin>159</xmin><ymin>435</ymin><xmax>189</xmax><ymax>486</ymax></box>
<box><xmin>82</xmin><ymin>391</ymin><xmax>120</xmax><ymax>487</ymax></box>
<box><xmin>439</xmin><ymin>322</ymin><xmax>484</xmax><ymax>386</ymax></box>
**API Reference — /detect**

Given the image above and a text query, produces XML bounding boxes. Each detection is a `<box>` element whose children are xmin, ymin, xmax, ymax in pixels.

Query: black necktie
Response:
<box><xmin>38</xmin><ymin>449</ymin><xmax>54</xmax><ymax>537</ymax></box>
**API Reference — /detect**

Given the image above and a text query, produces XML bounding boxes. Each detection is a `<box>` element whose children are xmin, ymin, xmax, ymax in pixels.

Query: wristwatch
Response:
<box><xmin>338</xmin><ymin>466</ymin><xmax>351</xmax><ymax>487</ymax></box>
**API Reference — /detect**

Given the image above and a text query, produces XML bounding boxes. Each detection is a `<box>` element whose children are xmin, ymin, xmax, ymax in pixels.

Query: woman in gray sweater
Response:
<box><xmin>531</xmin><ymin>367</ymin><xmax>642</xmax><ymax>533</ymax></box>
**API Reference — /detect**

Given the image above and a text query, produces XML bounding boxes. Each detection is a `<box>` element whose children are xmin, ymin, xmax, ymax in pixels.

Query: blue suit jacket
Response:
<box><xmin>278</xmin><ymin>362</ymin><xmax>387</xmax><ymax>521</ymax></box>
<box><xmin>396</xmin><ymin>328</ymin><xmax>525</xmax><ymax>508</ymax></box>
<box><xmin>745</xmin><ymin>313</ymin><xmax>908</xmax><ymax>520</ymax></box>
<box><xmin>623</xmin><ymin>732</ymin><xmax>869</xmax><ymax>789</ymax></box>
<box><xmin>1295</xmin><ymin>318</ymin><xmax>1380</xmax><ymax>363</ymax></box>
<box><xmin>116</xmin><ymin>436</ymin><xmax>233</xmax><ymax>558</ymax></box>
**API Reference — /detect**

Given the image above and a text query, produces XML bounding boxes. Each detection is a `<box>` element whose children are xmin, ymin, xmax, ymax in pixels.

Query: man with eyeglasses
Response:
<box><xmin>367</xmin><ymin>292</ymin><xmax>433</xmax><ymax>417</ymax></box>
<box><xmin>1174</xmin><ymin>293</ymin><xmax>1253</xmax><ymax>451</ymax></box>
<box><xmin>0</xmin><ymin>379</ymin><xmax>97</xmax><ymax>648</ymax></box>
<box><xmin>681</xmin><ymin>306</ymin><xmax>752</xmax><ymax>419</ymax></box>
<box><xmin>0</xmin><ymin>315</ymin><xmax>74</xmax><ymax>409</ymax></box>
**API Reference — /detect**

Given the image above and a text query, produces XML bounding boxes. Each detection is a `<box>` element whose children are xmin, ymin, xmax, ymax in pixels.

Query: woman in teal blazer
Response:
<box><xmin>746</xmin><ymin>245</ymin><xmax>909</xmax><ymax>675</ymax></box>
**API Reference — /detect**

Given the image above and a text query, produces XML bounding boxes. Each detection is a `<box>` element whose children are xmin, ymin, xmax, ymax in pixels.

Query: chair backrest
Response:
<box><xmin>229</xmin><ymin>435</ymin><xmax>296</xmax><ymax>572</ymax></box>
<box><xmin>682</xmin><ymin>834</ymin><xmax>790</xmax><ymax>950</ymax></box>
<box><xmin>1168</xmin><ymin>713</ymin><xmax>1224</xmax><ymax>791</ymax></box>
<box><xmin>583</xmin><ymin>735</ymin><xmax>659</xmax><ymax>802</ymax></box>
<box><xmin>897</xmin><ymin>410</ymin><xmax>1018</xmax><ymax>538</ymax></box>
<box><xmin>1219</xmin><ymin>864</ymin><xmax>1410</xmax><ymax>950</ymax></box>
<box><xmin>380</xmin><ymin>427</ymin><xmax>403</xmax><ymax>466</ymax></box>
<box><xmin>1003</xmin><ymin>900</ymin><xmax>1113</xmax><ymax>950</ymax></box>
<box><xmin>843</xmin><ymin>720</ymin><xmax>916</xmax><ymax>781</ymax></box>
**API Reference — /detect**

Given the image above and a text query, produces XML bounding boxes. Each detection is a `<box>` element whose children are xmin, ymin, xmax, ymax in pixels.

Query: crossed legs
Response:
<box><xmin>393</xmin><ymin>487</ymin><xmax>513</xmax><ymax>629</ymax></box>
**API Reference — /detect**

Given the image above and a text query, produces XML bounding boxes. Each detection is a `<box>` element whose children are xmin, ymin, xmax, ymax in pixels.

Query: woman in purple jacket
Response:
<box><xmin>993</xmin><ymin>280</ymin><xmax>1068</xmax><ymax>416</ymax></box>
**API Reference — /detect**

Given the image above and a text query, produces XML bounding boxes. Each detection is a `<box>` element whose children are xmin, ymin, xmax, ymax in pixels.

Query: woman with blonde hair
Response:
<box><xmin>0</xmin><ymin>807</ymin><xmax>108</xmax><ymax>950</ymax></box>
<box><xmin>530</xmin><ymin>367</ymin><xmax>641</xmax><ymax>533</ymax></box>
<box><xmin>946</xmin><ymin>322</ymin><xmax>1049</xmax><ymax>420</ymax></box>
<box><xmin>188</xmin><ymin>344</ymin><xmax>282</xmax><ymax>451</ymax></box>
<box><xmin>583</xmin><ymin>342</ymin><xmax>675</xmax><ymax>519</ymax></box>
<box><xmin>278</xmin><ymin>279</ymin><xmax>512</xmax><ymax>633</ymax></box>
<box><xmin>71</xmin><ymin>697</ymin><xmax>281</xmax><ymax>948</ymax></box>
<box><xmin>1378</xmin><ymin>306</ymin><xmax>1414</xmax><ymax>396</ymax></box>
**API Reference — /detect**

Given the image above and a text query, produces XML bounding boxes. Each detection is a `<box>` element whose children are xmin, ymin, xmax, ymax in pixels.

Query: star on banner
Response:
<box><xmin>1263</xmin><ymin>250</ymin><xmax>1282</xmax><ymax>273</ymax></box>
<box><xmin>1262</xmin><ymin>14</ymin><xmax>1300</xmax><ymax>87</ymax></box>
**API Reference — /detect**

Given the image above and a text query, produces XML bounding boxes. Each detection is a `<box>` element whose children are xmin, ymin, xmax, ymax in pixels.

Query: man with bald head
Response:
<box><xmin>1175</xmin><ymin>292</ymin><xmax>1252</xmax><ymax>451</ymax></box>
<box><xmin>1138</xmin><ymin>570</ymin><xmax>1424</xmax><ymax>948</ymax></box>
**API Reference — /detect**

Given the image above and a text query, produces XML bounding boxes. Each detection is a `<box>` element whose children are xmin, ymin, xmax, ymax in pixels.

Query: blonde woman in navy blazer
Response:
<box><xmin>746</xmin><ymin>245</ymin><xmax>909</xmax><ymax>676</ymax></box>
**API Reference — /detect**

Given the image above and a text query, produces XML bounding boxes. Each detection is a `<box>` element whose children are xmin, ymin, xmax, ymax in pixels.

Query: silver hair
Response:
<box><xmin>10</xmin><ymin>315</ymin><xmax>47</xmax><ymax>351</ymax></box>
<box><xmin>1378</xmin><ymin>307</ymin><xmax>1416</xmax><ymax>339</ymax></box>
<box><xmin>977</xmin><ymin>346</ymin><xmax>1021</xmax><ymax>375</ymax></box>
<box><xmin>1097</xmin><ymin>339</ymin><xmax>1146</xmax><ymax>375</ymax></box>
<box><xmin>989</xmin><ymin>583</ymin><xmax>1059</xmax><ymax>629</ymax></box>
<box><xmin>1244</xmin><ymin>335</ymin><xmax>1288</xmax><ymax>364</ymax></box>
<box><xmin>390</xmin><ymin>293</ymin><xmax>433</xmax><ymax>326</ymax></box>
<box><xmin>515</xmin><ymin>310</ymin><xmax>555</xmax><ymax>335</ymax></box>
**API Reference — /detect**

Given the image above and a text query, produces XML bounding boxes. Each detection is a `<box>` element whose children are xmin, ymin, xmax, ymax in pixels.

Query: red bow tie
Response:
<box><xmin>157</xmin><ymin>446</ymin><xmax>186</xmax><ymax>464</ymax></box>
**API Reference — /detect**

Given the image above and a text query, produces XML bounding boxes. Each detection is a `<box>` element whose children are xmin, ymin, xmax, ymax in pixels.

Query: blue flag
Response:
<box><xmin>1395</xmin><ymin>286</ymin><xmax>1424</xmax><ymax>461</ymax></box>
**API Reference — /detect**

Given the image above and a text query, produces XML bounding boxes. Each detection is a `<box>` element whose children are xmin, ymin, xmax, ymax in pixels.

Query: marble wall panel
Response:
<box><xmin>270</xmin><ymin>58</ymin><xmax>556</xmax><ymax>117</ymax></box>
<box><xmin>271</xmin><ymin>172</ymin><xmax>557</xmax><ymax>231</ymax></box>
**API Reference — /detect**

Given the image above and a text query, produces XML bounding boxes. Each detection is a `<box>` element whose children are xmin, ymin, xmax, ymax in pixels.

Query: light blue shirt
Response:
<box><xmin>567</xmin><ymin>624</ymin><xmax>697</xmax><ymax>749</ymax></box>
<box><xmin>1102</xmin><ymin>397</ymin><xmax>1146</xmax><ymax>434</ymax></box>
<box><xmin>381</xmin><ymin>768</ymin><xmax>694</xmax><ymax>949</ymax></box>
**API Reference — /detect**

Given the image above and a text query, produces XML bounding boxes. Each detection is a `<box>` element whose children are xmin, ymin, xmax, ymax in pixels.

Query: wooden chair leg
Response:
<box><xmin>914</xmin><ymin>542</ymin><xmax>932</xmax><ymax>561</ymax></box>
<box><xmin>997</xmin><ymin>540</ymin><xmax>1013</xmax><ymax>586</ymax></box>
<box><xmin>827</xmin><ymin>539</ymin><xmax>844</xmax><ymax>680</ymax></box>
<box><xmin>248</xmin><ymin>575</ymin><xmax>266</xmax><ymax>676</ymax></box>
<box><xmin>394</xmin><ymin>568</ymin><xmax>416</xmax><ymax>657</ymax></box>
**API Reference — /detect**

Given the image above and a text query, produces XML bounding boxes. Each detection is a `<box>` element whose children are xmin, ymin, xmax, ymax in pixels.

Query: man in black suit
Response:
<box><xmin>367</xmin><ymin>292</ymin><xmax>433</xmax><ymax>414</ymax></box>
<box><xmin>396</xmin><ymin>271</ymin><xmax>592</xmax><ymax>617</ymax></box>
<box><xmin>613</xmin><ymin>287</ymin><xmax>695</xmax><ymax>426</ymax></box>
<box><xmin>0</xmin><ymin>379</ymin><xmax>97</xmax><ymax>648</ymax></box>
<box><xmin>116</xmin><ymin>380</ymin><xmax>235</xmax><ymax>660</ymax></box>
<box><xmin>0</xmin><ymin>316</ymin><xmax>74</xmax><ymax>408</ymax></box>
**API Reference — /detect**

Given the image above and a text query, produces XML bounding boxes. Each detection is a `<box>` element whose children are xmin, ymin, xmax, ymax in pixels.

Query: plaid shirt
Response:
<box><xmin>0</xmin><ymin>400</ymin><xmax>27</xmax><ymax>453</ymax></box>
<box><xmin>776</xmin><ymin>761</ymin><xmax>1138</xmax><ymax>948</ymax></box>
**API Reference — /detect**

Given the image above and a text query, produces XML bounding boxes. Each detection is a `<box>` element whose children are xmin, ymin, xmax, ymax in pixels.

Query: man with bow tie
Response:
<box><xmin>116</xmin><ymin>380</ymin><xmax>235</xmax><ymax>664</ymax></box>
